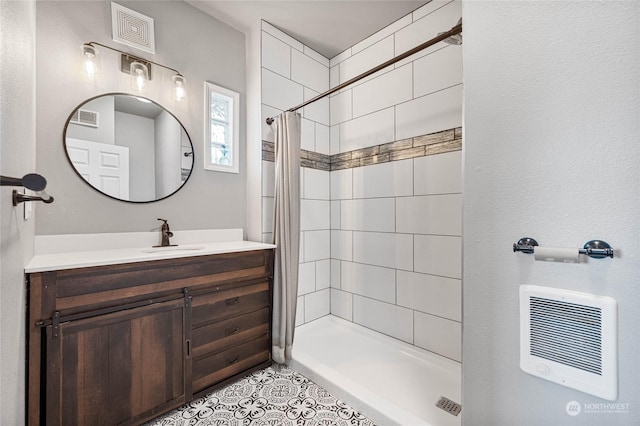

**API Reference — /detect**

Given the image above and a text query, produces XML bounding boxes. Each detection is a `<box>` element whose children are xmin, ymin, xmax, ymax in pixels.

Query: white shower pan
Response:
<box><xmin>289</xmin><ymin>315</ymin><xmax>462</xmax><ymax>426</ymax></box>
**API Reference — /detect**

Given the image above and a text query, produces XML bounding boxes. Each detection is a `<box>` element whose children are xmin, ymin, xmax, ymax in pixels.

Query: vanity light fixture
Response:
<box><xmin>130</xmin><ymin>61</ymin><xmax>149</xmax><ymax>92</ymax></box>
<box><xmin>81</xmin><ymin>44</ymin><xmax>100</xmax><ymax>79</ymax></box>
<box><xmin>81</xmin><ymin>42</ymin><xmax>187</xmax><ymax>101</ymax></box>
<box><xmin>172</xmin><ymin>74</ymin><xmax>187</xmax><ymax>102</ymax></box>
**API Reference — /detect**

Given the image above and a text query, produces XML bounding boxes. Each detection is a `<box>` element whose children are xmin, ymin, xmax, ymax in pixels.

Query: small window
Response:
<box><xmin>204</xmin><ymin>82</ymin><xmax>239</xmax><ymax>173</ymax></box>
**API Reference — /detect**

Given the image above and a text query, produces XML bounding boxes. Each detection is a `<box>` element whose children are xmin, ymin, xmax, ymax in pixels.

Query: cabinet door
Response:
<box><xmin>45</xmin><ymin>299</ymin><xmax>189</xmax><ymax>426</ymax></box>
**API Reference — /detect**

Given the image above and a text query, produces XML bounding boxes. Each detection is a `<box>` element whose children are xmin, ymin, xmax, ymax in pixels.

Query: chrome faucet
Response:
<box><xmin>154</xmin><ymin>218</ymin><xmax>176</xmax><ymax>247</ymax></box>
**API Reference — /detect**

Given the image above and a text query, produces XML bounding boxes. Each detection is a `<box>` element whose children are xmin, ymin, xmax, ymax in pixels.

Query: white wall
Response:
<box><xmin>115</xmin><ymin>111</ymin><xmax>155</xmax><ymax>200</ymax></box>
<box><xmin>328</xmin><ymin>1</ymin><xmax>463</xmax><ymax>361</ymax></box>
<box><xmin>0</xmin><ymin>0</ymin><xmax>36</xmax><ymax>423</ymax></box>
<box><xmin>245</xmin><ymin>20</ymin><xmax>262</xmax><ymax>242</ymax></box>
<box><xmin>463</xmin><ymin>1</ymin><xmax>640</xmax><ymax>424</ymax></box>
<box><xmin>260</xmin><ymin>21</ymin><xmax>332</xmax><ymax>325</ymax></box>
<box><xmin>155</xmin><ymin>110</ymin><xmax>182</xmax><ymax>199</ymax></box>
<box><xmin>35</xmin><ymin>0</ymin><xmax>246</xmax><ymax>234</ymax></box>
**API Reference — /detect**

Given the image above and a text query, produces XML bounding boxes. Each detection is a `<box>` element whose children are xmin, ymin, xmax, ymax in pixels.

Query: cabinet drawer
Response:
<box><xmin>192</xmin><ymin>307</ymin><xmax>269</xmax><ymax>358</ymax></box>
<box><xmin>192</xmin><ymin>281</ymin><xmax>269</xmax><ymax>326</ymax></box>
<box><xmin>193</xmin><ymin>334</ymin><xmax>270</xmax><ymax>393</ymax></box>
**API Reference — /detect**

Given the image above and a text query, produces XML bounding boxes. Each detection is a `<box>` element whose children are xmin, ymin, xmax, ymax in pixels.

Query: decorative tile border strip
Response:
<box><xmin>261</xmin><ymin>142</ymin><xmax>331</xmax><ymax>171</ymax></box>
<box><xmin>262</xmin><ymin>126</ymin><xmax>462</xmax><ymax>171</ymax></box>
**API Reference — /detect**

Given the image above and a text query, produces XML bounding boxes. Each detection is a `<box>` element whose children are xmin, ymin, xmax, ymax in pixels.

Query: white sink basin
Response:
<box><xmin>140</xmin><ymin>245</ymin><xmax>206</xmax><ymax>254</ymax></box>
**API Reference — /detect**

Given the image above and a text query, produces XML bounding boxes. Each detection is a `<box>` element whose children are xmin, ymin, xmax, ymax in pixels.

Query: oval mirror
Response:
<box><xmin>63</xmin><ymin>93</ymin><xmax>194</xmax><ymax>203</ymax></box>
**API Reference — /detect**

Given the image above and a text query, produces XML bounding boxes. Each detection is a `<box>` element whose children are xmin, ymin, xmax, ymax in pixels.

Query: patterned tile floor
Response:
<box><xmin>146</xmin><ymin>365</ymin><xmax>376</xmax><ymax>425</ymax></box>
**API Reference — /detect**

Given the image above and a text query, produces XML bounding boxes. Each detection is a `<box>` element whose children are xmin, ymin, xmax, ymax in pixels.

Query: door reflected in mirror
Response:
<box><xmin>64</xmin><ymin>93</ymin><xmax>194</xmax><ymax>203</ymax></box>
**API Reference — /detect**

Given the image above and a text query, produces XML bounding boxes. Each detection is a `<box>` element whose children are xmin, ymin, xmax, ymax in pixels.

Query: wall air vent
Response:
<box><xmin>111</xmin><ymin>2</ymin><xmax>155</xmax><ymax>54</ymax></box>
<box><xmin>70</xmin><ymin>109</ymin><xmax>99</xmax><ymax>128</ymax></box>
<box><xmin>519</xmin><ymin>285</ymin><xmax>617</xmax><ymax>400</ymax></box>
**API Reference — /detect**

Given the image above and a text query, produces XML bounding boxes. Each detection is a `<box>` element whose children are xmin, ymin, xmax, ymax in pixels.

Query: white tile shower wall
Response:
<box><xmin>395</xmin><ymin>84</ymin><xmax>463</xmax><ymax>140</ymax></box>
<box><xmin>339</xmin><ymin>35</ymin><xmax>395</xmax><ymax>84</ymax></box>
<box><xmin>352</xmin><ymin>64</ymin><xmax>413</xmax><ymax>118</ymax></box>
<box><xmin>303</xmin><ymin>88</ymin><xmax>330</xmax><ymax>126</ymax></box>
<box><xmin>352</xmin><ymin>159</ymin><xmax>414</xmax><ymax>199</ymax></box>
<box><xmin>331</xmin><ymin>0</ymin><xmax>462</xmax><ymax>153</ymax></box>
<box><xmin>305</xmin><ymin>289</ymin><xmax>331</xmax><ymax>322</ymax></box>
<box><xmin>291</xmin><ymin>49</ymin><xmax>329</xmax><ymax>93</ymax></box>
<box><xmin>340</xmin><ymin>262</ymin><xmax>396</xmax><ymax>303</ymax></box>
<box><xmin>261</xmin><ymin>31</ymin><xmax>291</xmax><ymax>78</ymax></box>
<box><xmin>340</xmin><ymin>198</ymin><xmax>395</xmax><ymax>233</ymax></box>
<box><xmin>260</xmin><ymin>1</ymin><xmax>463</xmax><ymax>360</ymax></box>
<box><xmin>353</xmin><ymin>295</ymin><xmax>414</xmax><ymax>344</ymax></box>
<box><xmin>261</xmin><ymin>22</ymin><xmax>331</xmax><ymax>326</ymax></box>
<box><xmin>339</xmin><ymin>108</ymin><xmax>395</xmax><ymax>152</ymax></box>
<box><xmin>315</xmin><ymin>123</ymin><xmax>330</xmax><ymax>155</ymax></box>
<box><xmin>414</xmin><ymin>311</ymin><xmax>462</xmax><ymax>361</ymax></box>
<box><xmin>328</xmin><ymin>1</ymin><xmax>462</xmax><ymax>363</ymax></box>
<box><xmin>395</xmin><ymin>1</ymin><xmax>461</xmax><ymax>67</ymax></box>
<box><xmin>300</xmin><ymin>200</ymin><xmax>330</xmax><ymax>231</ymax></box>
<box><xmin>330</xmin><ymin>288</ymin><xmax>352</xmax><ymax>321</ymax></box>
<box><xmin>413</xmin><ymin>150</ymin><xmax>462</xmax><ymax>195</ymax></box>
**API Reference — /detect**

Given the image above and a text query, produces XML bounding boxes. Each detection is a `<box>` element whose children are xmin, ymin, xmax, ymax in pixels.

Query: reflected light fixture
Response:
<box><xmin>81</xmin><ymin>42</ymin><xmax>187</xmax><ymax>101</ymax></box>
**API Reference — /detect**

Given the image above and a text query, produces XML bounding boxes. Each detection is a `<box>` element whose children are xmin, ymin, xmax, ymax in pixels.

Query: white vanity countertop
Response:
<box><xmin>25</xmin><ymin>229</ymin><xmax>276</xmax><ymax>273</ymax></box>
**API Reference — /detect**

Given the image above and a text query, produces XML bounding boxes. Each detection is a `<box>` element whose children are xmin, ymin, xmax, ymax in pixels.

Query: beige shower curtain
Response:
<box><xmin>271</xmin><ymin>111</ymin><xmax>301</xmax><ymax>364</ymax></box>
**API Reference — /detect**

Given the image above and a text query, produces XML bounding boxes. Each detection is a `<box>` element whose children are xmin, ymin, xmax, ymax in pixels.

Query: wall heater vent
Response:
<box><xmin>70</xmin><ymin>109</ymin><xmax>99</xmax><ymax>128</ymax></box>
<box><xmin>520</xmin><ymin>285</ymin><xmax>617</xmax><ymax>401</ymax></box>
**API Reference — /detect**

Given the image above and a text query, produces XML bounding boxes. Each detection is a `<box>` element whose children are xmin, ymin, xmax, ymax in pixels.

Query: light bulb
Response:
<box><xmin>84</xmin><ymin>58</ymin><xmax>96</xmax><ymax>77</ymax></box>
<box><xmin>129</xmin><ymin>61</ymin><xmax>149</xmax><ymax>93</ymax></box>
<box><xmin>135</xmin><ymin>70</ymin><xmax>146</xmax><ymax>91</ymax></box>
<box><xmin>172</xmin><ymin>75</ymin><xmax>187</xmax><ymax>101</ymax></box>
<box><xmin>81</xmin><ymin>44</ymin><xmax>99</xmax><ymax>79</ymax></box>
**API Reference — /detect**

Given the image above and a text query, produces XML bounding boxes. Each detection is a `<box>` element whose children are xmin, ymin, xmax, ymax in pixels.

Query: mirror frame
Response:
<box><xmin>63</xmin><ymin>92</ymin><xmax>194</xmax><ymax>203</ymax></box>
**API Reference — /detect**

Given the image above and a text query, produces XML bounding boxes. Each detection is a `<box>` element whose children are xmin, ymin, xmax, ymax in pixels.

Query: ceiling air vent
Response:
<box><xmin>70</xmin><ymin>109</ymin><xmax>99</xmax><ymax>128</ymax></box>
<box><xmin>111</xmin><ymin>2</ymin><xmax>155</xmax><ymax>54</ymax></box>
<box><xmin>520</xmin><ymin>285</ymin><xmax>617</xmax><ymax>400</ymax></box>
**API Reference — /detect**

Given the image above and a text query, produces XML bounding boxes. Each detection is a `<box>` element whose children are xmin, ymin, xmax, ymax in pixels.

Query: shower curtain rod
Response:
<box><xmin>266</xmin><ymin>21</ymin><xmax>462</xmax><ymax>125</ymax></box>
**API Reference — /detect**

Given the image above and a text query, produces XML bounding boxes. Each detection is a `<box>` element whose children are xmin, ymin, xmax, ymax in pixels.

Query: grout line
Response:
<box><xmin>412</xmin><ymin>311</ymin><xmax>416</xmax><ymax>345</ymax></box>
<box><xmin>411</xmin><ymin>59</ymin><xmax>415</xmax><ymax>100</ymax></box>
<box><xmin>337</xmin><ymin>287</ymin><xmax>461</xmax><ymax>324</ymax></box>
<box><xmin>394</xmin><ymin>269</ymin><xmax>398</xmax><ymax>305</ymax></box>
<box><xmin>336</xmin><ymin>256</ymin><xmax>462</xmax><ymax>282</ymax></box>
<box><xmin>261</xmin><ymin>66</ymin><xmax>292</xmax><ymax>83</ymax></box>
<box><xmin>411</xmin><ymin>234</ymin><xmax>415</xmax><ymax>272</ymax></box>
<box><xmin>395</xmin><ymin>82</ymin><xmax>462</xmax><ymax>110</ymax></box>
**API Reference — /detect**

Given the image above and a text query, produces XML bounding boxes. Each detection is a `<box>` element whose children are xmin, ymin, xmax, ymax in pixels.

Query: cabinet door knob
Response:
<box><xmin>225</xmin><ymin>297</ymin><xmax>240</xmax><ymax>306</ymax></box>
<box><xmin>227</xmin><ymin>355</ymin><xmax>239</xmax><ymax>365</ymax></box>
<box><xmin>225</xmin><ymin>327</ymin><xmax>240</xmax><ymax>336</ymax></box>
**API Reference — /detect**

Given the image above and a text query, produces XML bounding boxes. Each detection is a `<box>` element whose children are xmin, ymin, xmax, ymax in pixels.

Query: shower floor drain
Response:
<box><xmin>435</xmin><ymin>396</ymin><xmax>462</xmax><ymax>416</ymax></box>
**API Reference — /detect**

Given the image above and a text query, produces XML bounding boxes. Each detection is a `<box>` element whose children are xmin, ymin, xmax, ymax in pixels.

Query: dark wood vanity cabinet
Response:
<box><xmin>27</xmin><ymin>249</ymin><xmax>274</xmax><ymax>426</ymax></box>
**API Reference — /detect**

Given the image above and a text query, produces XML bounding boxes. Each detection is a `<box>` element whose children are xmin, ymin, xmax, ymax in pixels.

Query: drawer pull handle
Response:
<box><xmin>225</xmin><ymin>297</ymin><xmax>240</xmax><ymax>306</ymax></box>
<box><xmin>225</xmin><ymin>327</ymin><xmax>240</xmax><ymax>336</ymax></box>
<box><xmin>227</xmin><ymin>355</ymin><xmax>239</xmax><ymax>365</ymax></box>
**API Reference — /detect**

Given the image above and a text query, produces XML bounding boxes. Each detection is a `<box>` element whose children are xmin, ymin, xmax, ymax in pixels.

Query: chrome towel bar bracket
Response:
<box><xmin>513</xmin><ymin>237</ymin><xmax>613</xmax><ymax>259</ymax></box>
